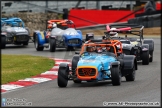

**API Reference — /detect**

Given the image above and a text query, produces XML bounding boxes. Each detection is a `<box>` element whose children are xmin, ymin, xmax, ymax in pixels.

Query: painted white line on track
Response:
<box><xmin>1</xmin><ymin>85</ymin><xmax>24</xmax><ymax>91</ymax></box>
<box><xmin>18</xmin><ymin>77</ymin><xmax>52</xmax><ymax>83</ymax></box>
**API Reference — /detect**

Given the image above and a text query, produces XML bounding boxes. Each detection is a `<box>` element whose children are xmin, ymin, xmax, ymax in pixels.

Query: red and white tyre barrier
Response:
<box><xmin>1</xmin><ymin>58</ymin><xmax>71</xmax><ymax>93</ymax></box>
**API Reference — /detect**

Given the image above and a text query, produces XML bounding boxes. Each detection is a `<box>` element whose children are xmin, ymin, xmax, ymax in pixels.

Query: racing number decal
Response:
<box><xmin>40</xmin><ymin>32</ymin><xmax>45</xmax><ymax>39</ymax></box>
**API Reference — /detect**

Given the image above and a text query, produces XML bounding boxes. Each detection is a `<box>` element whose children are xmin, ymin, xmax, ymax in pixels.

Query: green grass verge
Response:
<box><xmin>1</xmin><ymin>54</ymin><xmax>55</xmax><ymax>84</ymax></box>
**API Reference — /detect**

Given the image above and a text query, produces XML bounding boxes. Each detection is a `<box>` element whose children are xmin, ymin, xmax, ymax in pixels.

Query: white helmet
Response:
<box><xmin>97</xmin><ymin>49</ymin><xmax>102</xmax><ymax>53</ymax></box>
<box><xmin>52</xmin><ymin>23</ymin><xmax>57</xmax><ymax>28</ymax></box>
<box><xmin>110</xmin><ymin>28</ymin><xmax>118</xmax><ymax>37</ymax></box>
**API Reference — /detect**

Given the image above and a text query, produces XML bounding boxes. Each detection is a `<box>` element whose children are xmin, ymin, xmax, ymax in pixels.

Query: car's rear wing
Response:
<box><xmin>105</xmin><ymin>24</ymin><xmax>144</xmax><ymax>43</ymax></box>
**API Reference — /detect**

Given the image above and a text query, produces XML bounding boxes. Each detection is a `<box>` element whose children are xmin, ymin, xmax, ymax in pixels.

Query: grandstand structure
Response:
<box><xmin>1</xmin><ymin>1</ymin><xmax>136</xmax><ymax>13</ymax></box>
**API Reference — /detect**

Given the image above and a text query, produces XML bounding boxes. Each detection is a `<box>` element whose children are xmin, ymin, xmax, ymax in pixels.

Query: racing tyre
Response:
<box><xmin>34</xmin><ymin>35</ymin><xmax>44</xmax><ymax>51</ymax></box>
<box><xmin>142</xmin><ymin>51</ymin><xmax>149</xmax><ymax>65</ymax></box>
<box><xmin>71</xmin><ymin>55</ymin><xmax>80</xmax><ymax>74</ymax></box>
<box><xmin>149</xmin><ymin>51</ymin><xmax>153</xmax><ymax>62</ymax></box>
<box><xmin>125</xmin><ymin>65</ymin><xmax>136</xmax><ymax>81</ymax></box>
<box><xmin>49</xmin><ymin>38</ymin><xmax>56</xmax><ymax>52</ymax></box>
<box><xmin>143</xmin><ymin>39</ymin><xmax>154</xmax><ymax>62</ymax></box>
<box><xmin>1</xmin><ymin>36</ymin><xmax>6</xmax><ymax>49</ymax></box>
<box><xmin>111</xmin><ymin>66</ymin><xmax>121</xmax><ymax>86</ymax></box>
<box><xmin>57</xmin><ymin>64</ymin><xmax>69</xmax><ymax>87</ymax></box>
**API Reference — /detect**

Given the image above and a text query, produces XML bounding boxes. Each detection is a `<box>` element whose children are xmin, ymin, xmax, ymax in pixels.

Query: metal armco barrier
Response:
<box><xmin>153</xmin><ymin>14</ymin><xmax>161</xmax><ymax>27</ymax></box>
<box><xmin>128</xmin><ymin>14</ymin><xmax>161</xmax><ymax>28</ymax></box>
<box><xmin>76</xmin><ymin>22</ymin><xmax>127</xmax><ymax>30</ymax></box>
<box><xmin>142</xmin><ymin>16</ymin><xmax>148</xmax><ymax>28</ymax></box>
<box><xmin>147</xmin><ymin>16</ymin><xmax>153</xmax><ymax>27</ymax></box>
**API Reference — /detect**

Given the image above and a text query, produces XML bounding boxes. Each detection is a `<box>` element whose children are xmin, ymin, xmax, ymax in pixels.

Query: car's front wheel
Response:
<box><xmin>57</xmin><ymin>64</ymin><xmax>69</xmax><ymax>87</ymax></box>
<box><xmin>49</xmin><ymin>38</ymin><xmax>56</xmax><ymax>52</ymax></box>
<box><xmin>34</xmin><ymin>35</ymin><xmax>44</xmax><ymax>51</ymax></box>
<box><xmin>125</xmin><ymin>65</ymin><xmax>136</xmax><ymax>81</ymax></box>
<box><xmin>142</xmin><ymin>51</ymin><xmax>149</xmax><ymax>65</ymax></box>
<box><xmin>111</xmin><ymin>66</ymin><xmax>121</xmax><ymax>86</ymax></box>
<box><xmin>1</xmin><ymin>36</ymin><xmax>6</xmax><ymax>49</ymax></box>
<box><xmin>149</xmin><ymin>51</ymin><xmax>153</xmax><ymax>62</ymax></box>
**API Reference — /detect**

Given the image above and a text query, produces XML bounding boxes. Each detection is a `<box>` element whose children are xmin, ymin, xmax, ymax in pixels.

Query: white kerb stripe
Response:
<box><xmin>18</xmin><ymin>77</ymin><xmax>52</xmax><ymax>83</ymax></box>
<box><xmin>1</xmin><ymin>84</ymin><xmax>24</xmax><ymax>91</ymax></box>
<box><xmin>52</xmin><ymin>66</ymin><xmax>59</xmax><ymax>69</ymax></box>
<box><xmin>55</xmin><ymin>62</ymin><xmax>71</xmax><ymax>65</ymax></box>
<box><xmin>41</xmin><ymin>71</ymin><xmax>58</xmax><ymax>75</ymax></box>
<box><xmin>54</xmin><ymin>58</ymin><xmax>69</xmax><ymax>61</ymax></box>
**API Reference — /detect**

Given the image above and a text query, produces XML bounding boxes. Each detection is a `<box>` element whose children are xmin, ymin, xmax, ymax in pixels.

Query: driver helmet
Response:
<box><xmin>87</xmin><ymin>46</ymin><xmax>93</xmax><ymax>52</ymax></box>
<box><xmin>87</xmin><ymin>43</ymin><xmax>96</xmax><ymax>52</ymax></box>
<box><xmin>52</xmin><ymin>22</ymin><xmax>57</xmax><ymax>28</ymax></box>
<box><xmin>102</xmin><ymin>47</ymin><xmax>107</xmax><ymax>52</ymax></box>
<box><xmin>110</xmin><ymin>28</ymin><xmax>118</xmax><ymax>37</ymax></box>
<box><xmin>97</xmin><ymin>47</ymin><xmax>103</xmax><ymax>53</ymax></box>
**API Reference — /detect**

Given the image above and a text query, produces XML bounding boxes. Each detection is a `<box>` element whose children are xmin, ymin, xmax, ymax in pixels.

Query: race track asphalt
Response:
<box><xmin>1</xmin><ymin>36</ymin><xmax>161</xmax><ymax>107</ymax></box>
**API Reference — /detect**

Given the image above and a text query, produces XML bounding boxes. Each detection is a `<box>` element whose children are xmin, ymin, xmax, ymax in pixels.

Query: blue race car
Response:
<box><xmin>33</xmin><ymin>20</ymin><xmax>83</xmax><ymax>52</ymax></box>
<box><xmin>57</xmin><ymin>39</ymin><xmax>138</xmax><ymax>87</ymax></box>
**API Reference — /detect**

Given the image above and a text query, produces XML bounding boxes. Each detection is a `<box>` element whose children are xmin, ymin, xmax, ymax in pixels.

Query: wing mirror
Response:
<box><xmin>75</xmin><ymin>51</ymin><xmax>79</xmax><ymax>54</ymax></box>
